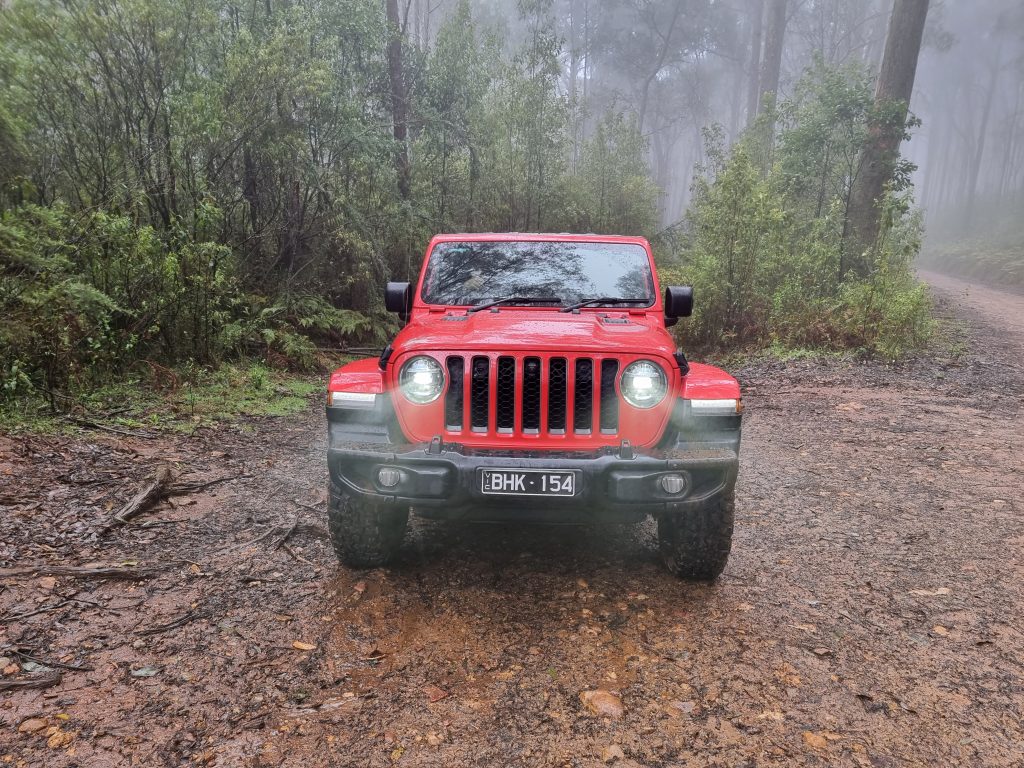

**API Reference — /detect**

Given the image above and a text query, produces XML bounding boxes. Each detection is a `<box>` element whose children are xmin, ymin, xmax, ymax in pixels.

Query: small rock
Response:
<box><xmin>811</xmin><ymin>647</ymin><xmax>833</xmax><ymax>657</ymax></box>
<box><xmin>667</xmin><ymin>700</ymin><xmax>696</xmax><ymax>716</ymax></box>
<box><xmin>601</xmin><ymin>745</ymin><xmax>625</xmax><ymax>762</ymax></box>
<box><xmin>18</xmin><ymin>718</ymin><xmax>48</xmax><ymax>734</ymax></box>
<box><xmin>802</xmin><ymin>731</ymin><xmax>828</xmax><ymax>750</ymax></box>
<box><xmin>580</xmin><ymin>690</ymin><xmax>624</xmax><ymax>719</ymax></box>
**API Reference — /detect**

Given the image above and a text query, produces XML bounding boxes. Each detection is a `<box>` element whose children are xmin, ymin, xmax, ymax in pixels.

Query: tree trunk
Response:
<box><xmin>745</xmin><ymin>0</ymin><xmax>764</xmax><ymax>127</ymax></box>
<box><xmin>964</xmin><ymin>40</ymin><xmax>1003</xmax><ymax>229</ymax></box>
<box><xmin>636</xmin><ymin>1</ymin><xmax>682</xmax><ymax>136</ymax></box>
<box><xmin>385</xmin><ymin>0</ymin><xmax>410</xmax><ymax>200</ymax></box>
<box><xmin>845</xmin><ymin>0</ymin><xmax>929</xmax><ymax>272</ymax></box>
<box><xmin>755</xmin><ymin>0</ymin><xmax>787</xmax><ymax>117</ymax></box>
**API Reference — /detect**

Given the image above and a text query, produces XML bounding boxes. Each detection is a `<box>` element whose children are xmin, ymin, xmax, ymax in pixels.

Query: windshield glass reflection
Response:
<box><xmin>421</xmin><ymin>241</ymin><xmax>655</xmax><ymax>307</ymax></box>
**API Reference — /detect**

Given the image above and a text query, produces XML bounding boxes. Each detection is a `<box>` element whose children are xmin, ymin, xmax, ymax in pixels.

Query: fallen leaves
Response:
<box><xmin>423</xmin><ymin>684</ymin><xmax>449</xmax><ymax>702</ymax></box>
<box><xmin>291</xmin><ymin>641</ymin><xmax>317</xmax><ymax>651</ymax></box>
<box><xmin>46</xmin><ymin>726</ymin><xmax>75</xmax><ymax>749</ymax></box>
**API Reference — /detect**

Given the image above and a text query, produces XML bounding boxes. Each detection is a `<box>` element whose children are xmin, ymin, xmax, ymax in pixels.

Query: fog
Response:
<box><xmin>405</xmin><ymin>0</ymin><xmax>1023</xmax><ymax>244</ymax></box>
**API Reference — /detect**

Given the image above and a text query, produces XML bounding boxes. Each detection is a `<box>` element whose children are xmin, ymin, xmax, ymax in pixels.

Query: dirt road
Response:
<box><xmin>2</xmin><ymin>273</ymin><xmax>1022</xmax><ymax>767</ymax></box>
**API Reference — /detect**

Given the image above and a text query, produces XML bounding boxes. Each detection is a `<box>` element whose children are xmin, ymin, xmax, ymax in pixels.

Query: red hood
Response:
<box><xmin>390</xmin><ymin>309</ymin><xmax>677</xmax><ymax>360</ymax></box>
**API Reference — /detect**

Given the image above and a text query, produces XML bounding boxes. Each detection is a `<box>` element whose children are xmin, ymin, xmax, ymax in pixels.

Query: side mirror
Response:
<box><xmin>385</xmin><ymin>281</ymin><xmax>411</xmax><ymax>320</ymax></box>
<box><xmin>664</xmin><ymin>285</ymin><xmax>693</xmax><ymax>321</ymax></box>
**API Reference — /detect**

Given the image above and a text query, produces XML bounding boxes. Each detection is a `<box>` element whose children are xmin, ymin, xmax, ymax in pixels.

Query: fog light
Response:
<box><xmin>377</xmin><ymin>467</ymin><xmax>402</xmax><ymax>488</ymax></box>
<box><xmin>659</xmin><ymin>473</ymin><xmax>686</xmax><ymax>495</ymax></box>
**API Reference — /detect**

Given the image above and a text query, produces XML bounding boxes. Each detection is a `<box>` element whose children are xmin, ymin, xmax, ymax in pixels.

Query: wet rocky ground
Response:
<box><xmin>2</xmin><ymin>272</ymin><xmax>1022</xmax><ymax>767</ymax></box>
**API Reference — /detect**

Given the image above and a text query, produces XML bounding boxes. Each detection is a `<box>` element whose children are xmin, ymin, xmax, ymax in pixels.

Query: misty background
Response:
<box><xmin>444</xmin><ymin>0</ymin><xmax>1023</xmax><ymax>241</ymax></box>
<box><xmin>0</xmin><ymin>0</ymin><xmax>1021</xmax><ymax>400</ymax></box>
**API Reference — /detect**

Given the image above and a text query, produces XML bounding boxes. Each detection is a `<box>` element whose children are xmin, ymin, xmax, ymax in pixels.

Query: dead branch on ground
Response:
<box><xmin>0</xmin><ymin>564</ymin><xmax>167</xmax><ymax>581</ymax></box>
<box><xmin>101</xmin><ymin>465</ymin><xmax>174</xmax><ymax>534</ymax></box>
<box><xmin>135</xmin><ymin>609</ymin><xmax>211</xmax><ymax>636</ymax></box>
<box><xmin>0</xmin><ymin>672</ymin><xmax>63</xmax><ymax>691</ymax></box>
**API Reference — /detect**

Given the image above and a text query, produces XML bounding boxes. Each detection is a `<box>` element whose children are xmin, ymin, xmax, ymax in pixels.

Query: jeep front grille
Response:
<box><xmin>442</xmin><ymin>353</ymin><xmax>620</xmax><ymax>438</ymax></box>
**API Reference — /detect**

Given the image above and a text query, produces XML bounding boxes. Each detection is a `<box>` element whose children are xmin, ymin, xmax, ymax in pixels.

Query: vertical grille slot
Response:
<box><xmin>548</xmin><ymin>358</ymin><xmax>567</xmax><ymax>433</ymax></box>
<box><xmin>470</xmin><ymin>356</ymin><xmax>490</xmax><ymax>432</ymax></box>
<box><xmin>522</xmin><ymin>357</ymin><xmax>541</xmax><ymax>433</ymax></box>
<box><xmin>445</xmin><ymin>357</ymin><xmax>464</xmax><ymax>429</ymax></box>
<box><xmin>573</xmin><ymin>358</ymin><xmax>594</xmax><ymax>433</ymax></box>
<box><xmin>496</xmin><ymin>356</ymin><xmax>516</xmax><ymax>433</ymax></box>
<box><xmin>600</xmin><ymin>359</ymin><xmax>619</xmax><ymax>433</ymax></box>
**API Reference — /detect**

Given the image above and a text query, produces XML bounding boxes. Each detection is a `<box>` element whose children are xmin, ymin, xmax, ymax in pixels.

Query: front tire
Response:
<box><xmin>658</xmin><ymin>490</ymin><xmax>734</xmax><ymax>581</ymax></box>
<box><xmin>327</xmin><ymin>481</ymin><xmax>408</xmax><ymax>568</ymax></box>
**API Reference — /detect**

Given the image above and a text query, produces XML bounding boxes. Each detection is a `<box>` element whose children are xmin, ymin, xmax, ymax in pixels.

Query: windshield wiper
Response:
<box><xmin>559</xmin><ymin>297</ymin><xmax>649</xmax><ymax>313</ymax></box>
<box><xmin>467</xmin><ymin>296</ymin><xmax>562</xmax><ymax>313</ymax></box>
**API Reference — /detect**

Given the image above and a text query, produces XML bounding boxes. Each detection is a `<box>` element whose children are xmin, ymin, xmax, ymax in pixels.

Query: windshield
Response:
<box><xmin>420</xmin><ymin>241</ymin><xmax>655</xmax><ymax>307</ymax></box>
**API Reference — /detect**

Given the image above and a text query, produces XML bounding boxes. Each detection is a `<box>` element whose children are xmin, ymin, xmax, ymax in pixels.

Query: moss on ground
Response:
<box><xmin>0</xmin><ymin>360</ymin><xmax>351</xmax><ymax>436</ymax></box>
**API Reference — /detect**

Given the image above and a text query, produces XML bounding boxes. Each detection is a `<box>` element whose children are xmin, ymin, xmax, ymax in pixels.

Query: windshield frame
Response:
<box><xmin>414</xmin><ymin>237</ymin><xmax>660</xmax><ymax>312</ymax></box>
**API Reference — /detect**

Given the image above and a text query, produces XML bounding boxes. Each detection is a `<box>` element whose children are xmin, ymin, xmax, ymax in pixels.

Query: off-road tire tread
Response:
<box><xmin>327</xmin><ymin>481</ymin><xmax>408</xmax><ymax>568</ymax></box>
<box><xmin>658</xmin><ymin>490</ymin><xmax>734</xmax><ymax>581</ymax></box>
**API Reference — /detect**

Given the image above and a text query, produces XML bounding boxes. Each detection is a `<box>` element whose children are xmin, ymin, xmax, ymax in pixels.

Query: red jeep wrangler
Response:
<box><xmin>326</xmin><ymin>234</ymin><xmax>742</xmax><ymax>580</ymax></box>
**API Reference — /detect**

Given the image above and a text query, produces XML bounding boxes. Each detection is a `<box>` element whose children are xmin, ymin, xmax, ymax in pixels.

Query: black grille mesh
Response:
<box><xmin>573</xmin><ymin>359</ymin><xmax>594</xmax><ymax>432</ymax></box>
<box><xmin>600</xmin><ymin>359</ymin><xmax>619</xmax><ymax>432</ymax></box>
<box><xmin>470</xmin><ymin>356</ymin><xmax>490</xmax><ymax>430</ymax></box>
<box><xmin>522</xmin><ymin>357</ymin><xmax>541</xmax><ymax>431</ymax></box>
<box><xmin>445</xmin><ymin>356</ymin><xmax>464</xmax><ymax>428</ymax></box>
<box><xmin>496</xmin><ymin>356</ymin><xmax>516</xmax><ymax>431</ymax></box>
<box><xmin>441</xmin><ymin>355</ymin><xmax>622</xmax><ymax>437</ymax></box>
<box><xmin>548</xmin><ymin>358</ymin><xmax>567</xmax><ymax>432</ymax></box>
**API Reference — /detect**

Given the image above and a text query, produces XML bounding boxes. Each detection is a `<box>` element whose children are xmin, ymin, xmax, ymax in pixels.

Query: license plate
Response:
<box><xmin>480</xmin><ymin>468</ymin><xmax>577</xmax><ymax>497</ymax></box>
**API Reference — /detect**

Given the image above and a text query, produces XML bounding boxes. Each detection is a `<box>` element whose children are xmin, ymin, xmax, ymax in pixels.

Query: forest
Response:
<box><xmin>1</xmin><ymin>0</ymin><xmax>1019</xmax><ymax>406</ymax></box>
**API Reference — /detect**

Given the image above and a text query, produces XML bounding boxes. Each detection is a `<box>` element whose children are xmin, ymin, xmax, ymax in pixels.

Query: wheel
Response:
<box><xmin>327</xmin><ymin>481</ymin><xmax>408</xmax><ymax>568</ymax></box>
<box><xmin>657</xmin><ymin>490</ymin><xmax>734</xmax><ymax>581</ymax></box>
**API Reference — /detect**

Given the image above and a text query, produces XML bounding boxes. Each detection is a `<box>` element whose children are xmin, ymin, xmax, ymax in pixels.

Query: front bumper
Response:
<box><xmin>327</xmin><ymin>437</ymin><xmax>738</xmax><ymax>521</ymax></box>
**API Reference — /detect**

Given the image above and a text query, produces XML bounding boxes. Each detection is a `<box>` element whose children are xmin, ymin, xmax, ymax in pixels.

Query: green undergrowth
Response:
<box><xmin>0</xmin><ymin>360</ymin><xmax>345</xmax><ymax>436</ymax></box>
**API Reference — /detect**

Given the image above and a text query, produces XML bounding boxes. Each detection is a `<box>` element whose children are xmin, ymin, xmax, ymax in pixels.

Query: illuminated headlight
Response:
<box><xmin>689</xmin><ymin>398</ymin><xmax>742</xmax><ymax>415</ymax></box>
<box><xmin>399</xmin><ymin>356</ymin><xmax>444</xmax><ymax>404</ymax></box>
<box><xmin>329</xmin><ymin>391</ymin><xmax>377</xmax><ymax>408</ymax></box>
<box><xmin>620</xmin><ymin>360</ymin><xmax>668</xmax><ymax>409</ymax></box>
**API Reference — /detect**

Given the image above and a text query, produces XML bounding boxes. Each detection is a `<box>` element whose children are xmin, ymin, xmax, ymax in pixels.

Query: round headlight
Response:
<box><xmin>620</xmin><ymin>360</ymin><xmax>668</xmax><ymax>409</ymax></box>
<box><xmin>398</xmin><ymin>356</ymin><xmax>444</xmax><ymax>404</ymax></box>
